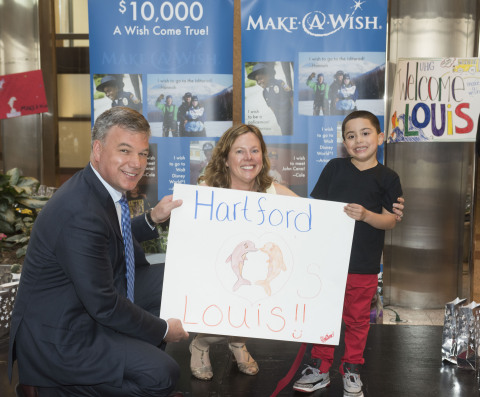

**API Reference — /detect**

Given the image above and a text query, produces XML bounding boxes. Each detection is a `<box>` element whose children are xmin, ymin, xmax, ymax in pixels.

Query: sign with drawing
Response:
<box><xmin>160</xmin><ymin>184</ymin><xmax>355</xmax><ymax>344</ymax></box>
<box><xmin>388</xmin><ymin>57</ymin><xmax>480</xmax><ymax>143</ymax></box>
<box><xmin>0</xmin><ymin>70</ymin><xmax>48</xmax><ymax>120</ymax></box>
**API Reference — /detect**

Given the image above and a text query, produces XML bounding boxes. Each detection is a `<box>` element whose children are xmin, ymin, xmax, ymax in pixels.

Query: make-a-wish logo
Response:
<box><xmin>246</xmin><ymin>0</ymin><xmax>382</xmax><ymax>37</ymax></box>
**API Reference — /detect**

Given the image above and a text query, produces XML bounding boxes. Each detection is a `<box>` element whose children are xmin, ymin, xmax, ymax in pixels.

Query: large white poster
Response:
<box><xmin>161</xmin><ymin>184</ymin><xmax>355</xmax><ymax>344</ymax></box>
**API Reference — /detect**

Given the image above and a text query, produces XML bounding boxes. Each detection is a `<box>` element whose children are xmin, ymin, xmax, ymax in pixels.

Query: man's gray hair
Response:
<box><xmin>91</xmin><ymin>107</ymin><xmax>151</xmax><ymax>149</ymax></box>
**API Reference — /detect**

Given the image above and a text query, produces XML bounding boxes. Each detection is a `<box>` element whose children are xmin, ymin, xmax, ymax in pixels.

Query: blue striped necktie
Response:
<box><xmin>119</xmin><ymin>195</ymin><xmax>135</xmax><ymax>302</ymax></box>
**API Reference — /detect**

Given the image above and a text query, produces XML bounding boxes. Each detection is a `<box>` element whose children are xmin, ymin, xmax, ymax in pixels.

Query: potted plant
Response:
<box><xmin>0</xmin><ymin>168</ymin><xmax>50</xmax><ymax>264</ymax></box>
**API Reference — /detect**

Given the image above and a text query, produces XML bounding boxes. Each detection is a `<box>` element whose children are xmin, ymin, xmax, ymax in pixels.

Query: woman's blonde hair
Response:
<box><xmin>198</xmin><ymin>124</ymin><xmax>273</xmax><ymax>192</ymax></box>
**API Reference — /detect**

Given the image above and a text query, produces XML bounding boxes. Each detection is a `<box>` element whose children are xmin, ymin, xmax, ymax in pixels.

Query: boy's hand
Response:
<box><xmin>308</xmin><ymin>72</ymin><xmax>316</xmax><ymax>79</ymax></box>
<box><xmin>344</xmin><ymin>203</ymin><xmax>368</xmax><ymax>221</ymax></box>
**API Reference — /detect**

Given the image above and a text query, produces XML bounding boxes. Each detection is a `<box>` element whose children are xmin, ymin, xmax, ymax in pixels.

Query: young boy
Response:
<box><xmin>96</xmin><ymin>75</ymin><xmax>142</xmax><ymax>112</ymax></box>
<box><xmin>247</xmin><ymin>62</ymin><xmax>293</xmax><ymax>135</ymax></box>
<box><xmin>155</xmin><ymin>94</ymin><xmax>179</xmax><ymax>137</ymax></box>
<box><xmin>306</xmin><ymin>72</ymin><xmax>328</xmax><ymax>116</ymax></box>
<box><xmin>293</xmin><ymin>110</ymin><xmax>403</xmax><ymax>397</ymax></box>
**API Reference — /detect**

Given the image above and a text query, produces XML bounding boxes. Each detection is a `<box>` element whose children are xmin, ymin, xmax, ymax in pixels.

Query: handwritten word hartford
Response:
<box><xmin>193</xmin><ymin>189</ymin><xmax>312</xmax><ymax>232</ymax></box>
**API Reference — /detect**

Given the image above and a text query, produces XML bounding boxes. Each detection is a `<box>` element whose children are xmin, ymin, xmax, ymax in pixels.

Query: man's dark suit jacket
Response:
<box><xmin>8</xmin><ymin>164</ymin><xmax>168</xmax><ymax>387</ymax></box>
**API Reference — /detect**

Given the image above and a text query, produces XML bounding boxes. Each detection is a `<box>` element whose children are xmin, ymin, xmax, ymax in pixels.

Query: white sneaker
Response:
<box><xmin>342</xmin><ymin>363</ymin><xmax>364</xmax><ymax>397</ymax></box>
<box><xmin>293</xmin><ymin>360</ymin><xmax>330</xmax><ymax>393</ymax></box>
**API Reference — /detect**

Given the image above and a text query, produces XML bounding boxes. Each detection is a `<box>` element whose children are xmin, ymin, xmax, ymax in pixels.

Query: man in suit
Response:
<box><xmin>8</xmin><ymin>107</ymin><xmax>189</xmax><ymax>396</ymax></box>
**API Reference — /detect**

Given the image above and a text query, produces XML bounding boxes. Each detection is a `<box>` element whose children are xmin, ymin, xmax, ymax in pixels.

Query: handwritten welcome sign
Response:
<box><xmin>388</xmin><ymin>58</ymin><xmax>480</xmax><ymax>143</ymax></box>
<box><xmin>160</xmin><ymin>184</ymin><xmax>355</xmax><ymax>344</ymax></box>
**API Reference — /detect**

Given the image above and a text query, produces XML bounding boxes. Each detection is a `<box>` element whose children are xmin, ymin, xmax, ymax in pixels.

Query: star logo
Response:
<box><xmin>352</xmin><ymin>0</ymin><xmax>366</xmax><ymax>11</ymax></box>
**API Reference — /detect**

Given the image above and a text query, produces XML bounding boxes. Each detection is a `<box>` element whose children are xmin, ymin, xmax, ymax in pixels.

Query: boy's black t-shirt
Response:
<box><xmin>311</xmin><ymin>157</ymin><xmax>403</xmax><ymax>274</ymax></box>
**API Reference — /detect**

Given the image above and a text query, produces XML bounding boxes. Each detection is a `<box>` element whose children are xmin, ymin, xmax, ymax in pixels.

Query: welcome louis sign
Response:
<box><xmin>161</xmin><ymin>184</ymin><xmax>355</xmax><ymax>344</ymax></box>
<box><xmin>388</xmin><ymin>57</ymin><xmax>480</xmax><ymax>143</ymax></box>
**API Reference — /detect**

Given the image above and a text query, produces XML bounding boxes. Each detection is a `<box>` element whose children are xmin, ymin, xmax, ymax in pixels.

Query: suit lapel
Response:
<box><xmin>83</xmin><ymin>164</ymin><xmax>123</xmax><ymax>243</ymax></box>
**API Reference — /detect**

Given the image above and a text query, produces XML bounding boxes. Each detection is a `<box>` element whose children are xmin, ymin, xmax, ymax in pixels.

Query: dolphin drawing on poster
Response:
<box><xmin>257</xmin><ymin>242</ymin><xmax>287</xmax><ymax>296</ymax></box>
<box><xmin>226</xmin><ymin>240</ymin><xmax>258</xmax><ymax>291</ymax></box>
<box><xmin>217</xmin><ymin>231</ymin><xmax>295</xmax><ymax>304</ymax></box>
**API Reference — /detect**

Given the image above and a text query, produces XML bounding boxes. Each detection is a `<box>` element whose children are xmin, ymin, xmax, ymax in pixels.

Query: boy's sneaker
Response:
<box><xmin>342</xmin><ymin>363</ymin><xmax>364</xmax><ymax>397</ymax></box>
<box><xmin>293</xmin><ymin>359</ymin><xmax>330</xmax><ymax>393</ymax></box>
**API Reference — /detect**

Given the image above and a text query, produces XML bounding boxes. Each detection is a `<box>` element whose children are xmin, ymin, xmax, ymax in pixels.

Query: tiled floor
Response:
<box><xmin>383</xmin><ymin>305</ymin><xmax>445</xmax><ymax>326</ymax></box>
<box><xmin>380</xmin><ymin>261</ymin><xmax>469</xmax><ymax>327</ymax></box>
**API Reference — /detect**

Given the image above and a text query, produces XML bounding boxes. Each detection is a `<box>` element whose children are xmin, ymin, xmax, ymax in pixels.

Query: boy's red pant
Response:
<box><xmin>311</xmin><ymin>273</ymin><xmax>378</xmax><ymax>374</ymax></box>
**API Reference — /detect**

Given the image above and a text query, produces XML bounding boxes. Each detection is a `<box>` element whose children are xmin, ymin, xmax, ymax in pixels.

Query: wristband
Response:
<box><xmin>145</xmin><ymin>209</ymin><xmax>159</xmax><ymax>227</ymax></box>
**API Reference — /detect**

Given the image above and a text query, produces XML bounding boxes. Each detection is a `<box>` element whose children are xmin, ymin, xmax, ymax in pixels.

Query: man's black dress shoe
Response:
<box><xmin>15</xmin><ymin>384</ymin><xmax>39</xmax><ymax>397</ymax></box>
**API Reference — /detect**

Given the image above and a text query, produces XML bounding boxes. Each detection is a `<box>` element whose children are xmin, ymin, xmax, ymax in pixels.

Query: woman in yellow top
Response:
<box><xmin>190</xmin><ymin>123</ymin><xmax>297</xmax><ymax>380</ymax></box>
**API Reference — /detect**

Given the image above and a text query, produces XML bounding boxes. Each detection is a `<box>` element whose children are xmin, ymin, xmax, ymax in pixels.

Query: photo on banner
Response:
<box><xmin>92</xmin><ymin>74</ymin><xmax>143</xmax><ymax>121</ymax></box>
<box><xmin>244</xmin><ymin>61</ymin><xmax>294</xmax><ymax>136</ymax></box>
<box><xmin>298</xmin><ymin>52</ymin><xmax>385</xmax><ymax>117</ymax></box>
<box><xmin>266</xmin><ymin>143</ymin><xmax>308</xmax><ymax>197</ymax></box>
<box><xmin>146</xmin><ymin>74</ymin><xmax>232</xmax><ymax>138</ymax></box>
<box><xmin>125</xmin><ymin>143</ymin><xmax>159</xmax><ymax>217</ymax></box>
<box><xmin>189</xmin><ymin>140</ymin><xmax>216</xmax><ymax>185</ymax></box>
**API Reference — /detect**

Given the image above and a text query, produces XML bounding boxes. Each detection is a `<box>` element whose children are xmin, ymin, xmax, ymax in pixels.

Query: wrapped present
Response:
<box><xmin>0</xmin><ymin>281</ymin><xmax>19</xmax><ymax>337</ymax></box>
<box><xmin>441</xmin><ymin>297</ymin><xmax>467</xmax><ymax>364</ymax></box>
<box><xmin>456</xmin><ymin>301</ymin><xmax>480</xmax><ymax>371</ymax></box>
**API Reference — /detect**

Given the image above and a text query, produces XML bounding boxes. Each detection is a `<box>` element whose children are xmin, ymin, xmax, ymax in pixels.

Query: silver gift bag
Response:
<box><xmin>456</xmin><ymin>301</ymin><xmax>480</xmax><ymax>371</ymax></box>
<box><xmin>441</xmin><ymin>297</ymin><xmax>467</xmax><ymax>364</ymax></box>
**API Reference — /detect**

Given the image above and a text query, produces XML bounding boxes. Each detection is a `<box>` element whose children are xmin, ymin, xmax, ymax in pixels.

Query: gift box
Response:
<box><xmin>441</xmin><ymin>297</ymin><xmax>467</xmax><ymax>364</ymax></box>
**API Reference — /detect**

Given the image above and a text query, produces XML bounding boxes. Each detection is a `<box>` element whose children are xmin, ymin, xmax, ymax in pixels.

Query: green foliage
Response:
<box><xmin>93</xmin><ymin>74</ymin><xmax>107</xmax><ymax>100</ymax></box>
<box><xmin>141</xmin><ymin>226</ymin><xmax>169</xmax><ymax>254</ymax></box>
<box><xmin>10</xmin><ymin>263</ymin><xmax>21</xmax><ymax>273</ymax></box>
<box><xmin>244</xmin><ymin>62</ymin><xmax>257</xmax><ymax>88</ymax></box>
<box><xmin>0</xmin><ymin>168</ymin><xmax>50</xmax><ymax>259</ymax></box>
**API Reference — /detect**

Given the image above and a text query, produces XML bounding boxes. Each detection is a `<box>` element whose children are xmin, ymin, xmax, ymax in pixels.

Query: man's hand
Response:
<box><xmin>150</xmin><ymin>195</ymin><xmax>182</xmax><ymax>224</ymax></box>
<box><xmin>164</xmin><ymin>319</ymin><xmax>189</xmax><ymax>343</ymax></box>
<box><xmin>156</xmin><ymin>94</ymin><xmax>165</xmax><ymax>102</ymax></box>
<box><xmin>308</xmin><ymin>72</ymin><xmax>316</xmax><ymax>80</ymax></box>
<box><xmin>393</xmin><ymin>197</ymin><xmax>405</xmax><ymax>222</ymax></box>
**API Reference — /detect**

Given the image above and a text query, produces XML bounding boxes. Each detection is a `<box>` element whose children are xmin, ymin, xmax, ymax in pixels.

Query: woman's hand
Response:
<box><xmin>393</xmin><ymin>197</ymin><xmax>405</xmax><ymax>222</ymax></box>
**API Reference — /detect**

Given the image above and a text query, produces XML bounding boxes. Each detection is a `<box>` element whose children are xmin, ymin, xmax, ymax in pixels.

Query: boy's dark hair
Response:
<box><xmin>341</xmin><ymin>110</ymin><xmax>381</xmax><ymax>139</ymax></box>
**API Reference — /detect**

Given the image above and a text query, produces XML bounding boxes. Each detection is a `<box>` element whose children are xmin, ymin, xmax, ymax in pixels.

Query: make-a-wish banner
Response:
<box><xmin>241</xmin><ymin>0</ymin><xmax>388</xmax><ymax>196</ymax></box>
<box><xmin>88</xmin><ymin>0</ymin><xmax>233</xmax><ymax>200</ymax></box>
<box><xmin>161</xmin><ymin>184</ymin><xmax>355</xmax><ymax>344</ymax></box>
<box><xmin>388</xmin><ymin>58</ymin><xmax>480</xmax><ymax>143</ymax></box>
<box><xmin>0</xmin><ymin>70</ymin><xmax>48</xmax><ymax>120</ymax></box>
